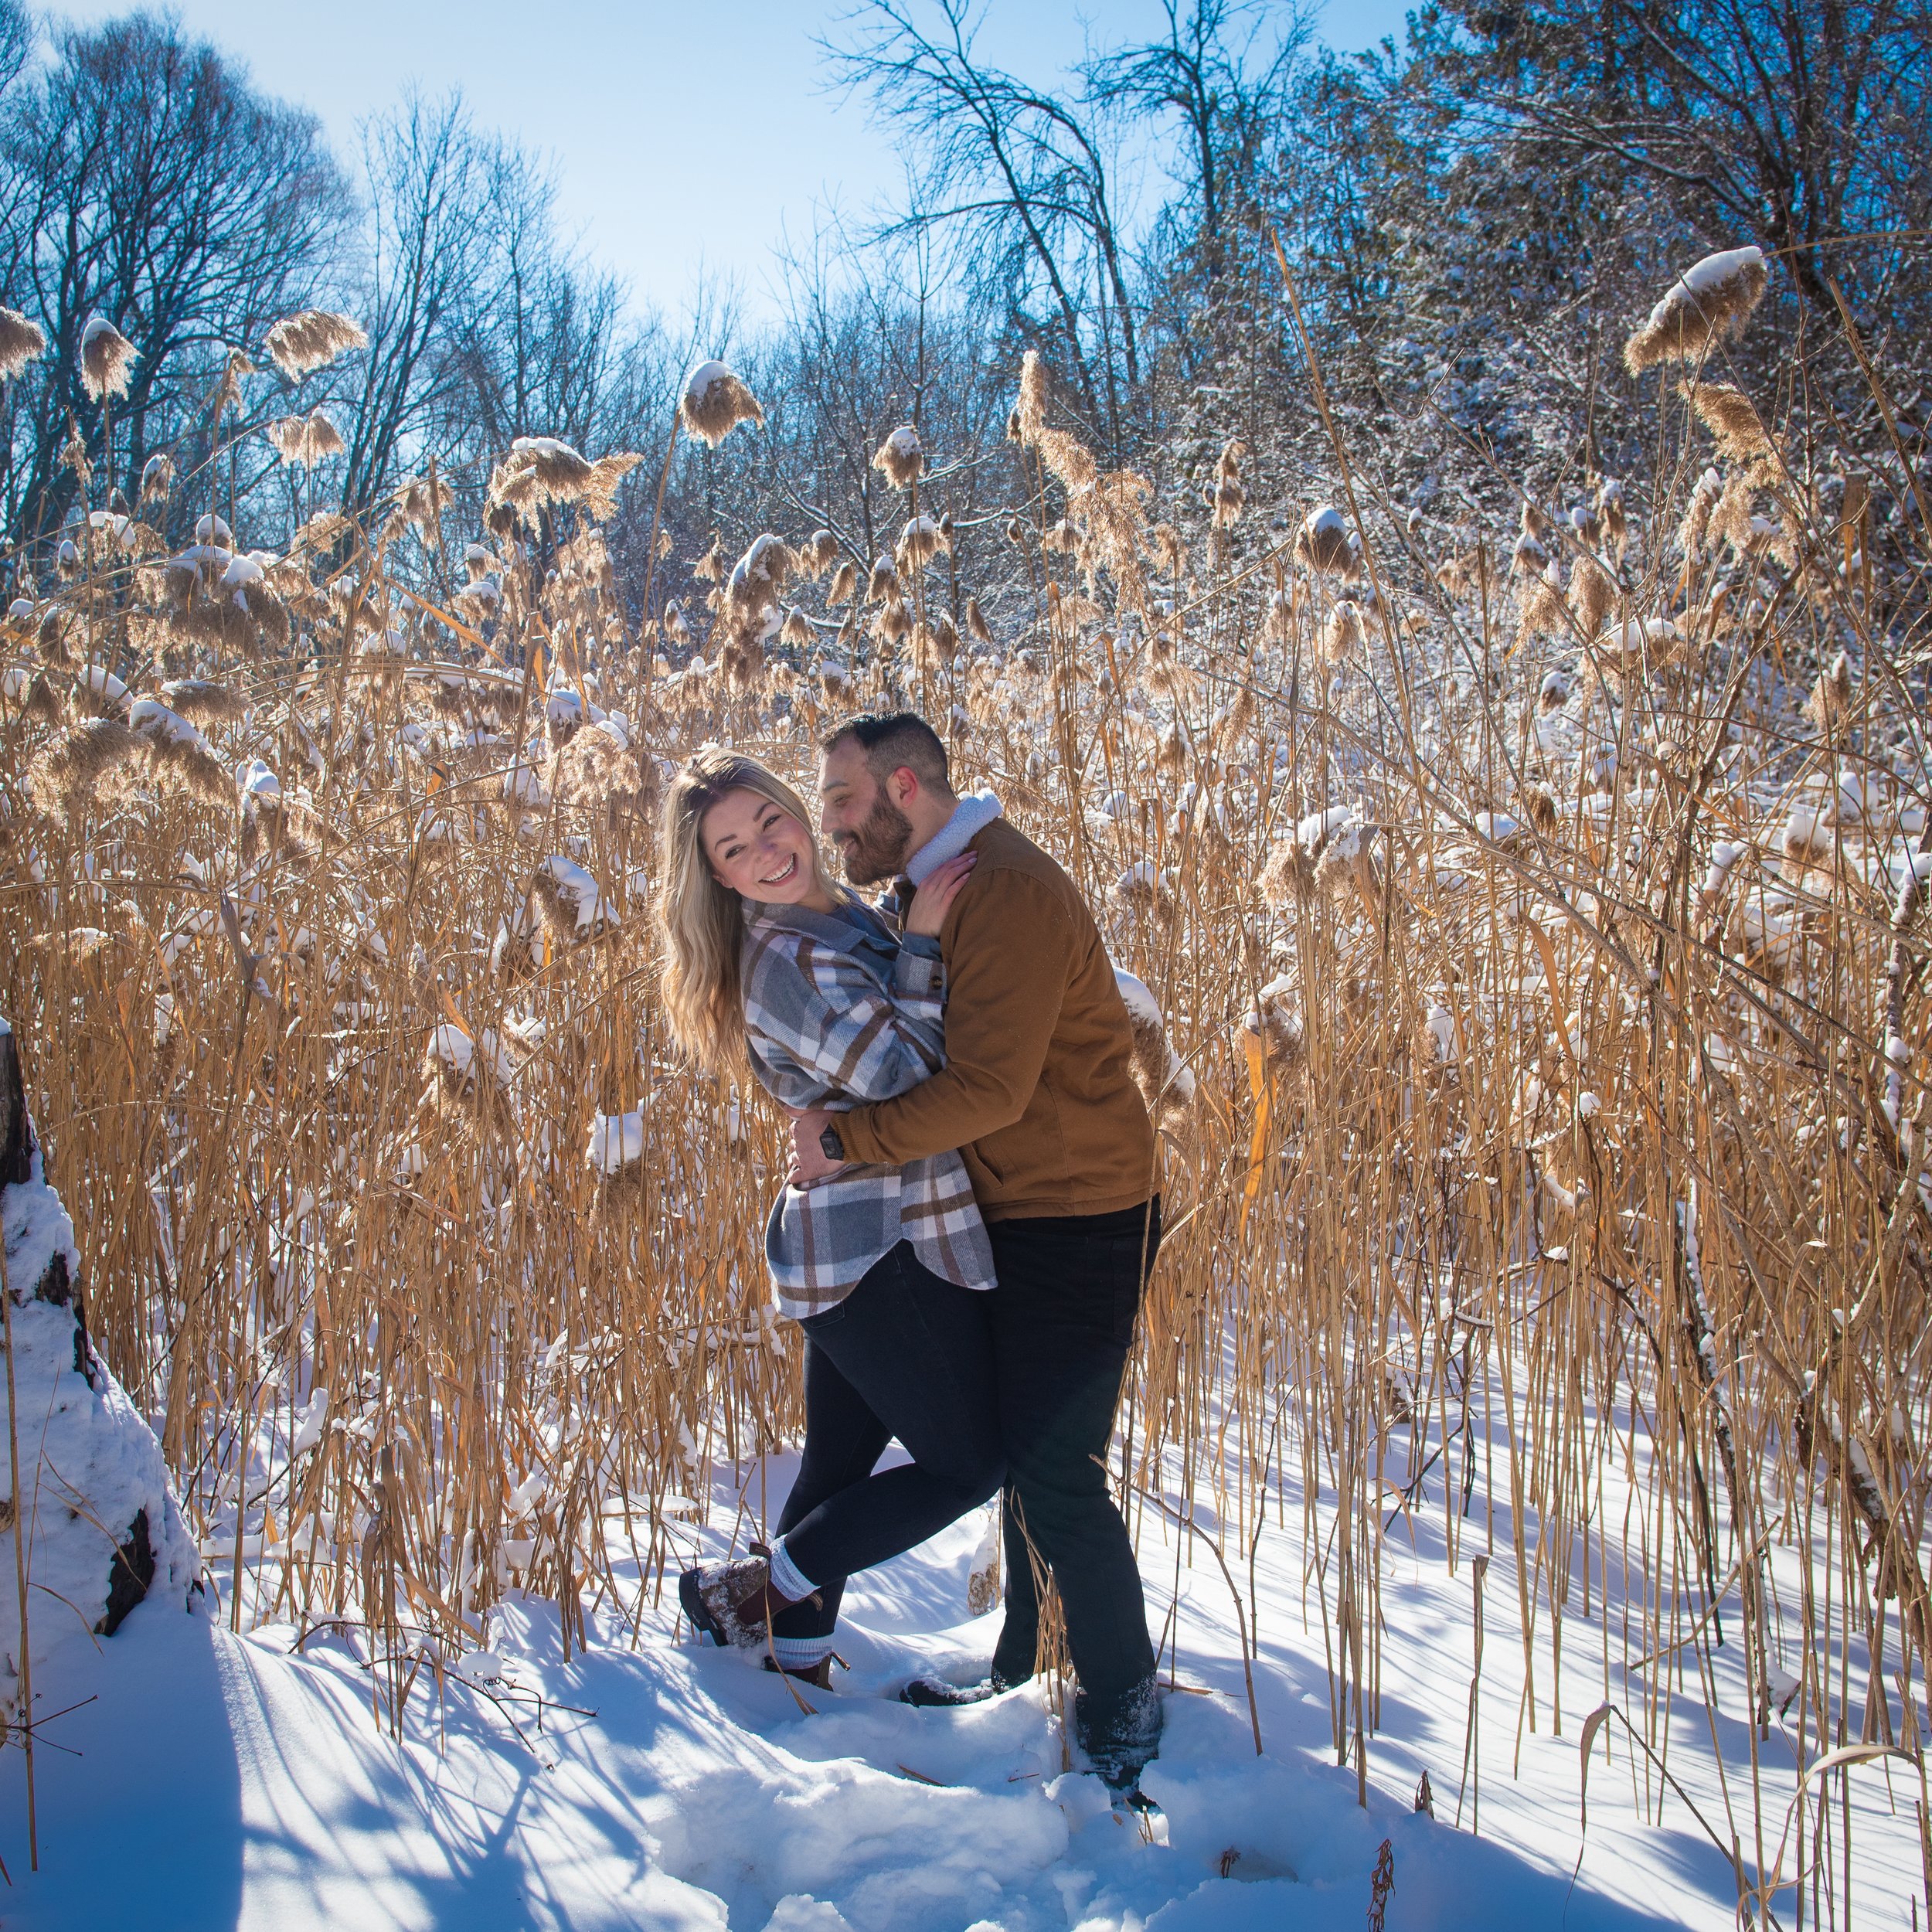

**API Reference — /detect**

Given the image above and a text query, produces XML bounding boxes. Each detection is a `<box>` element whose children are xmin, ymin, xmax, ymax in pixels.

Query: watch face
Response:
<box><xmin>819</xmin><ymin>1123</ymin><xmax>844</xmax><ymax>1161</ymax></box>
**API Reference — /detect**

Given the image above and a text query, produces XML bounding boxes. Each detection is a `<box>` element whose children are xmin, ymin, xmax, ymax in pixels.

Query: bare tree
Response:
<box><xmin>1423</xmin><ymin>0</ymin><xmax>1932</xmax><ymax>311</ymax></box>
<box><xmin>0</xmin><ymin>10</ymin><xmax>346</xmax><ymax>534</ymax></box>
<box><xmin>1086</xmin><ymin>0</ymin><xmax>1304</xmax><ymax>288</ymax></box>
<box><xmin>826</xmin><ymin>0</ymin><xmax>1140</xmax><ymax>449</ymax></box>
<box><xmin>336</xmin><ymin>92</ymin><xmax>495</xmax><ymax>520</ymax></box>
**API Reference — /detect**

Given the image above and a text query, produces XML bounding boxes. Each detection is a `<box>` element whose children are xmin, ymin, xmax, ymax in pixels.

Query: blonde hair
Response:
<box><xmin>655</xmin><ymin>747</ymin><xmax>845</xmax><ymax>1076</ymax></box>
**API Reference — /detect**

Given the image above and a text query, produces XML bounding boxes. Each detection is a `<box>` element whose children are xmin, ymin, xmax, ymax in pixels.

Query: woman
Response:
<box><xmin>656</xmin><ymin>747</ymin><xmax>998</xmax><ymax>1687</ymax></box>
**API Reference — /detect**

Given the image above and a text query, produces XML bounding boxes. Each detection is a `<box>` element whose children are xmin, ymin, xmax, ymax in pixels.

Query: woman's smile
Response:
<box><xmin>699</xmin><ymin>785</ymin><xmax>835</xmax><ymax>911</ymax></box>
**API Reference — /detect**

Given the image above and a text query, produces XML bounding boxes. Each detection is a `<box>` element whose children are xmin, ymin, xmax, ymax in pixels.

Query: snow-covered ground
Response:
<box><xmin>5</xmin><ymin>1399</ymin><xmax>1920</xmax><ymax>1930</ymax></box>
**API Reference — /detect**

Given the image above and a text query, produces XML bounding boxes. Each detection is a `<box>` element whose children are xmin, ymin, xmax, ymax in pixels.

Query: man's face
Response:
<box><xmin>818</xmin><ymin>739</ymin><xmax>915</xmax><ymax>886</ymax></box>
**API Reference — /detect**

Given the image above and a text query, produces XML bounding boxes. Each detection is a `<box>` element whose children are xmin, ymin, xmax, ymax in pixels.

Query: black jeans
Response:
<box><xmin>987</xmin><ymin>1199</ymin><xmax>1162</xmax><ymax>1733</ymax></box>
<box><xmin>770</xmin><ymin>1241</ymin><xmax>1002</xmax><ymax>1641</ymax></box>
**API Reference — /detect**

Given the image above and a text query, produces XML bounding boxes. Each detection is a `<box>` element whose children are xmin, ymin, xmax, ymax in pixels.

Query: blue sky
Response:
<box><xmin>52</xmin><ymin>2</ymin><xmax>1411</xmax><ymax>322</ymax></box>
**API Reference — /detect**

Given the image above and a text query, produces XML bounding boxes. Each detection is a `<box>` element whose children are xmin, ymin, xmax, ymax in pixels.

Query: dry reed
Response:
<box><xmin>3</xmin><ymin>277</ymin><xmax>1928</xmax><ymax>1932</ymax></box>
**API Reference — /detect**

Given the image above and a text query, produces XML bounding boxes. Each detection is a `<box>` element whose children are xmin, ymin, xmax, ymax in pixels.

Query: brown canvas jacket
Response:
<box><xmin>835</xmin><ymin>816</ymin><xmax>1156</xmax><ymax>1219</ymax></box>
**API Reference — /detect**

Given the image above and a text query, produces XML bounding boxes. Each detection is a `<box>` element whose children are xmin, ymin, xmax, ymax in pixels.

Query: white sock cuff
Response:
<box><xmin>768</xmin><ymin>1538</ymin><xmax>816</xmax><ymax>1602</ymax></box>
<box><xmin>767</xmin><ymin>1633</ymin><xmax>835</xmax><ymax>1668</ymax></box>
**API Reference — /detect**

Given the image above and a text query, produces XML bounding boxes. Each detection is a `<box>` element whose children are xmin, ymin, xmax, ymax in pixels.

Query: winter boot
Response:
<box><xmin>679</xmin><ymin>1554</ymin><xmax>816</xmax><ymax>1649</ymax></box>
<box><xmin>763</xmin><ymin>1653</ymin><xmax>838</xmax><ymax>1692</ymax></box>
<box><xmin>900</xmin><ymin>1668</ymin><xmax>1022</xmax><ymax>1709</ymax></box>
<box><xmin>1078</xmin><ymin>1675</ymin><xmax>1164</xmax><ymax>1795</ymax></box>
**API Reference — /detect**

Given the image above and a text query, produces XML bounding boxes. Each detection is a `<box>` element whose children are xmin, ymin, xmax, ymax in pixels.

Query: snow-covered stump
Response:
<box><xmin>0</xmin><ymin>1012</ymin><xmax>198</xmax><ymax>1720</ymax></box>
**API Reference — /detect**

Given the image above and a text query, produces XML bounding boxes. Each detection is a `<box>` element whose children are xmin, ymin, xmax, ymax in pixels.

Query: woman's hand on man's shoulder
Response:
<box><xmin>905</xmin><ymin>851</ymin><xmax>978</xmax><ymax>937</ymax></box>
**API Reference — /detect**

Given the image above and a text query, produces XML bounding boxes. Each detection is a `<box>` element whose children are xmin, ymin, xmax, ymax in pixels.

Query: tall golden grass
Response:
<box><xmin>3</xmin><ymin>261</ymin><xmax>1928</xmax><ymax>1920</ymax></box>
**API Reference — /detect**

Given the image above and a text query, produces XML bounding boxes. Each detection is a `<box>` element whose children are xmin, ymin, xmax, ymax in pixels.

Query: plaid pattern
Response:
<box><xmin>742</xmin><ymin>896</ymin><xmax>995</xmax><ymax>1319</ymax></box>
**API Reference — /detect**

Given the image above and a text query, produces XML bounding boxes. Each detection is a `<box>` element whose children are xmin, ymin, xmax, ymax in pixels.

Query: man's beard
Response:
<box><xmin>837</xmin><ymin>791</ymin><xmax>915</xmax><ymax>886</ymax></box>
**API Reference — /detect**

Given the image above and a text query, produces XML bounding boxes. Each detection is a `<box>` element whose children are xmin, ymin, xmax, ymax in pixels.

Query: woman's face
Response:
<box><xmin>701</xmin><ymin>787</ymin><xmax>821</xmax><ymax>904</ymax></box>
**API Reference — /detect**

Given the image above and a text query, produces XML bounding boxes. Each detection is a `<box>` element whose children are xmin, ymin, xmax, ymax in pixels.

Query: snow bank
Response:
<box><xmin>0</xmin><ymin>1013</ymin><xmax>197</xmax><ymax>1717</ymax></box>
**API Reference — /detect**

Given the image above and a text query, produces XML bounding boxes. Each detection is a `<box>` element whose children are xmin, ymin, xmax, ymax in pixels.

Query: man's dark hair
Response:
<box><xmin>821</xmin><ymin>710</ymin><xmax>952</xmax><ymax>795</ymax></box>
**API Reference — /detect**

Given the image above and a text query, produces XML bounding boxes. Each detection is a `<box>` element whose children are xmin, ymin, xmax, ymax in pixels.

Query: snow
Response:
<box><xmin>77</xmin><ymin>662</ymin><xmax>129</xmax><ymax>705</ymax></box>
<box><xmin>1297</xmin><ymin>804</ymin><xmax>1352</xmax><ymax>849</ymax></box>
<box><xmin>289</xmin><ymin>1387</ymin><xmax>330</xmax><ymax>1458</ymax></box>
<box><xmin>1112</xmin><ymin>968</ymin><xmax>1196</xmax><ymax>1104</ymax></box>
<box><xmin>682</xmin><ymin>359</ymin><xmax>733</xmax><ymax>403</ymax></box>
<box><xmin>1305</xmin><ymin>505</ymin><xmax>1347</xmax><ymax>539</ymax></box>
<box><xmin>1424</xmin><ymin>1002</ymin><xmax>1457</xmax><ymax>1061</ymax></box>
<box><xmin>1890</xmin><ymin>844</ymin><xmax>1932</xmax><ymax>886</ymax></box>
<box><xmin>1639</xmin><ymin>248</ymin><xmax>1765</xmax><ymax>335</ymax></box>
<box><xmin>428</xmin><ymin>1022</ymin><xmax>518</xmax><ymax>1090</ymax></box>
<box><xmin>1780</xmin><ymin>803</ymin><xmax>1832</xmax><ymax>855</ymax></box>
<box><xmin>1699</xmin><ymin>839</ymin><xmax>1746</xmax><ymax>898</ymax></box>
<box><xmin>537</xmin><ymin>854</ymin><xmax>620</xmax><ymax>930</ymax></box>
<box><xmin>236</xmin><ymin>757</ymin><xmax>281</xmax><ymax>801</ymax></box>
<box><xmin>1</xmin><ymin>1049</ymin><xmax>198</xmax><ymax>1719</ymax></box>
<box><xmin>733</xmin><ymin>532</ymin><xmax>791</xmax><ymax>595</ymax></box>
<box><xmin>7</xmin><ymin>1380</ymin><xmax>1886</xmax><ymax>1932</ymax></box>
<box><xmin>588</xmin><ymin>1111</ymin><xmax>645</xmax><ymax>1174</ymax></box>
<box><xmin>196</xmin><ymin>513</ymin><xmax>234</xmax><ymax>548</ymax></box>
<box><xmin>129</xmin><ymin>698</ymin><xmax>209</xmax><ymax>751</ymax></box>
<box><xmin>504</xmin><ymin>760</ymin><xmax>551</xmax><ymax>809</ymax></box>
<box><xmin>427</xmin><ymin>1022</ymin><xmax>476</xmax><ymax>1076</ymax></box>
<box><xmin>883</xmin><ymin>424</ymin><xmax>922</xmax><ymax>460</ymax></box>
<box><xmin>1600</xmin><ymin>617</ymin><xmax>1678</xmax><ymax>652</ymax></box>
<box><xmin>1113</xmin><ymin>962</ymin><xmax>1151</xmax><ymax>1028</ymax></box>
<box><xmin>77</xmin><ymin>312</ymin><xmax>126</xmax><ymax>357</ymax></box>
<box><xmin>1679</xmin><ymin>244</ymin><xmax>1764</xmax><ymax>296</ymax></box>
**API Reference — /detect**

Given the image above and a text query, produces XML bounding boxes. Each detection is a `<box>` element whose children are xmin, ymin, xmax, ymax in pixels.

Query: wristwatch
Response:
<box><xmin>818</xmin><ymin>1120</ymin><xmax>845</xmax><ymax>1162</ymax></box>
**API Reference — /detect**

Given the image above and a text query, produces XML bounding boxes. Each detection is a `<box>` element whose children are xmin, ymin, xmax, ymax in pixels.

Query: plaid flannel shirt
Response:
<box><xmin>741</xmin><ymin>896</ymin><xmax>995</xmax><ymax>1319</ymax></box>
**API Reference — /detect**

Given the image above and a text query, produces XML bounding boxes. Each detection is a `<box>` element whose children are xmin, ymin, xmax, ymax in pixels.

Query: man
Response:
<box><xmin>787</xmin><ymin>709</ymin><xmax>1164</xmax><ymax>1794</ymax></box>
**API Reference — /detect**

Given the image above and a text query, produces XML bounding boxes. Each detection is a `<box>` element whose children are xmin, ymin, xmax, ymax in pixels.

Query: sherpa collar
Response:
<box><xmin>905</xmin><ymin>789</ymin><xmax>1003</xmax><ymax>886</ymax></box>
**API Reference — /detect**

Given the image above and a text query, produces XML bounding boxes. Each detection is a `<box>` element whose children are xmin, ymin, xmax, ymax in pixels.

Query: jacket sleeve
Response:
<box><xmin>747</xmin><ymin>934</ymin><xmax>949</xmax><ymax>1104</ymax></box>
<box><xmin>836</xmin><ymin>868</ymin><xmax>1070</xmax><ymax>1165</ymax></box>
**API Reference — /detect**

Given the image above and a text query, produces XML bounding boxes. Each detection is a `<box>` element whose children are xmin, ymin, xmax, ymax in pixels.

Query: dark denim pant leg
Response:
<box><xmin>768</xmin><ymin>1335</ymin><xmax>893</xmax><ymax>1642</ymax></box>
<box><xmin>774</xmin><ymin>1243</ymin><xmax>1002</xmax><ymax>1594</ymax></box>
<box><xmin>985</xmin><ymin>1201</ymin><xmax>1162</xmax><ymax>1738</ymax></box>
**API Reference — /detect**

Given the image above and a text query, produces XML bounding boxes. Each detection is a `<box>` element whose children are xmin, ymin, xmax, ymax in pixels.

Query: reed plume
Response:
<box><xmin>78</xmin><ymin>315</ymin><xmax>138</xmax><ymax>401</ymax></box>
<box><xmin>1624</xmin><ymin>245</ymin><xmax>1768</xmax><ymax>372</ymax></box>
<box><xmin>872</xmin><ymin>424</ymin><xmax>924</xmax><ymax>488</ymax></box>
<box><xmin>680</xmin><ymin>359</ymin><xmax>764</xmax><ymax>446</ymax></box>
<box><xmin>264</xmin><ymin>308</ymin><xmax>368</xmax><ymax>378</ymax></box>
<box><xmin>1295</xmin><ymin>505</ymin><xmax>1357</xmax><ymax>578</ymax></box>
<box><xmin>0</xmin><ymin>306</ymin><xmax>47</xmax><ymax>380</ymax></box>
